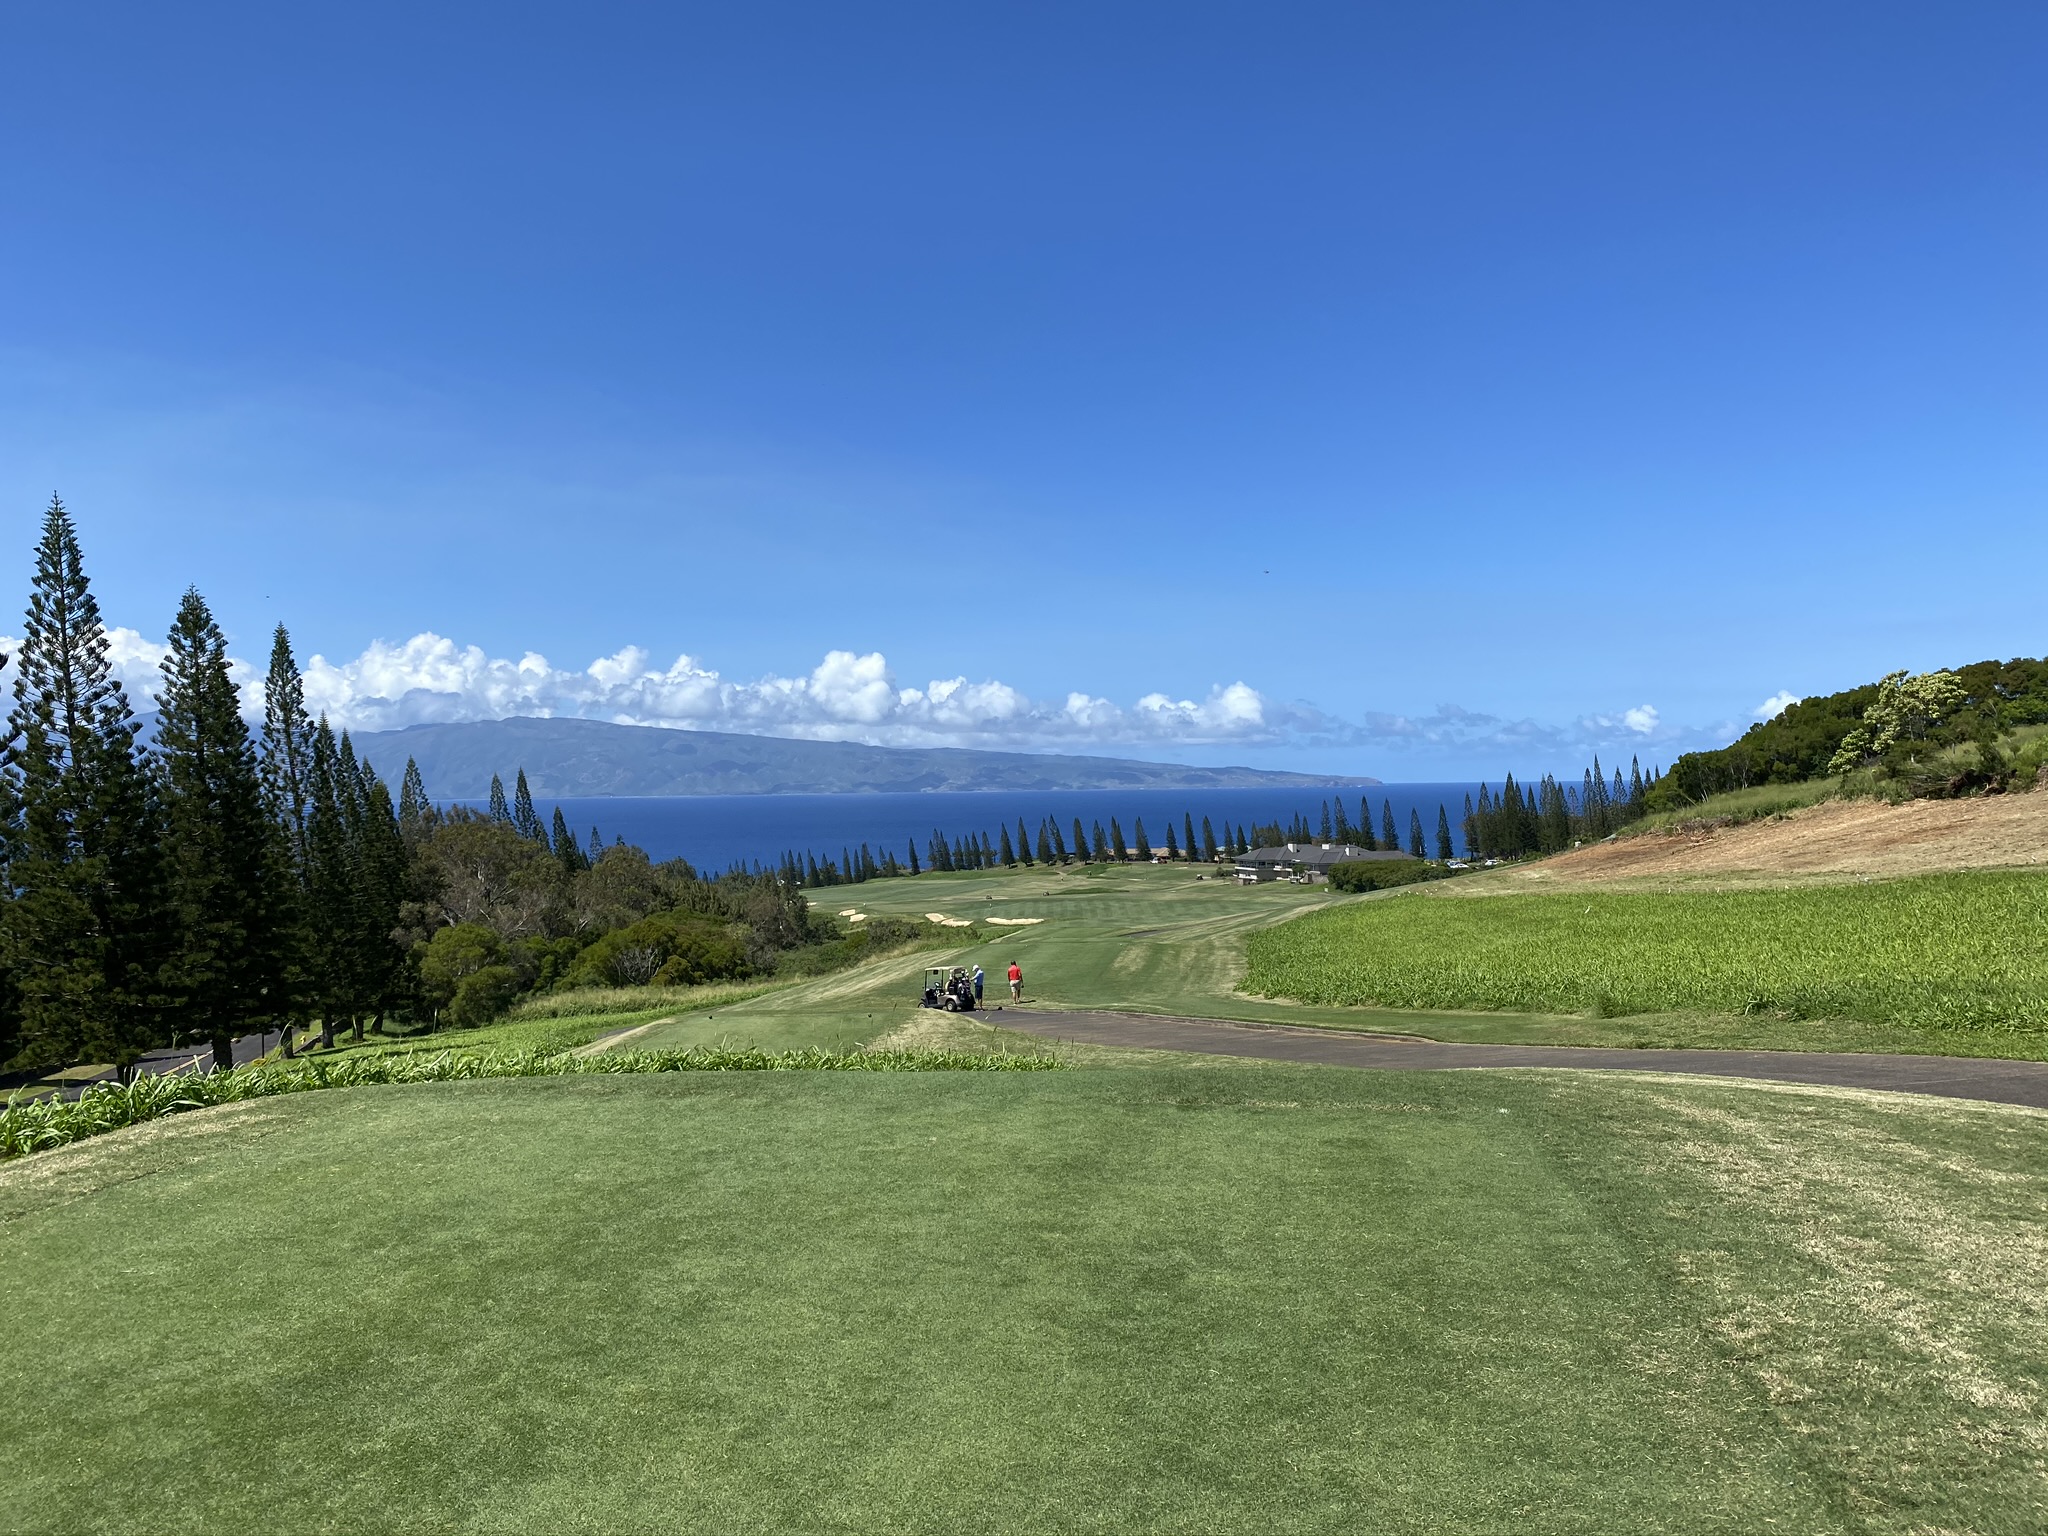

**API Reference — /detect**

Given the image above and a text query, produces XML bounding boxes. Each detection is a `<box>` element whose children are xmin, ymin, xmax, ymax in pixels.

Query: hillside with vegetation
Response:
<box><xmin>1650</xmin><ymin>656</ymin><xmax>2048</xmax><ymax>807</ymax></box>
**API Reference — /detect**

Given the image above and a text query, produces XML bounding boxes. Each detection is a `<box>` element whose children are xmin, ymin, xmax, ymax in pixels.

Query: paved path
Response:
<box><xmin>1017</xmin><ymin>1010</ymin><xmax>2048</xmax><ymax>1110</ymax></box>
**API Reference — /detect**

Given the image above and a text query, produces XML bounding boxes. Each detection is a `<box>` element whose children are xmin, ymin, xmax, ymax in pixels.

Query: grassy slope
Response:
<box><xmin>1246</xmin><ymin>869</ymin><xmax>2048</xmax><ymax>1036</ymax></box>
<box><xmin>4</xmin><ymin>1069</ymin><xmax>2042</xmax><ymax>1534</ymax></box>
<box><xmin>626</xmin><ymin>862</ymin><xmax>2042</xmax><ymax>1058</ymax></box>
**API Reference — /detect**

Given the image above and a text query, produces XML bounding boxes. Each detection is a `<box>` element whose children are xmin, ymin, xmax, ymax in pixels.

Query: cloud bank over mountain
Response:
<box><xmin>0</xmin><ymin>628</ymin><xmax>1732</xmax><ymax>768</ymax></box>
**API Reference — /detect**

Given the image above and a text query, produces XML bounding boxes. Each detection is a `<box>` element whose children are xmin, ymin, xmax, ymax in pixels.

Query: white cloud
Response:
<box><xmin>1755</xmin><ymin>690</ymin><xmax>1799</xmax><ymax>720</ymax></box>
<box><xmin>277</xmin><ymin>632</ymin><xmax>1300</xmax><ymax>749</ymax></box>
<box><xmin>0</xmin><ymin>624</ymin><xmax>1744</xmax><ymax>768</ymax></box>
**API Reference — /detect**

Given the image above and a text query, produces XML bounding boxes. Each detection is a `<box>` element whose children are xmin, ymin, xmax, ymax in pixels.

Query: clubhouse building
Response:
<box><xmin>1232</xmin><ymin>843</ymin><xmax>1416</xmax><ymax>884</ymax></box>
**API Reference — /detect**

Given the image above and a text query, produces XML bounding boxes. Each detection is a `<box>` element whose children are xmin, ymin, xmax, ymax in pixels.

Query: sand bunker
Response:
<box><xmin>923</xmin><ymin>913</ymin><xmax>975</xmax><ymax>928</ymax></box>
<box><xmin>985</xmin><ymin>917</ymin><xmax>1045</xmax><ymax>926</ymax></box>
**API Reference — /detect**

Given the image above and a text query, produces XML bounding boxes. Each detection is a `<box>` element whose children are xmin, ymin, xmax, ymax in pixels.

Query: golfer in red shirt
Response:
<box><xmin>1007</xmin><ymin>961</ymin><xmax>1023</xmax><ymax>1002</ymax></box>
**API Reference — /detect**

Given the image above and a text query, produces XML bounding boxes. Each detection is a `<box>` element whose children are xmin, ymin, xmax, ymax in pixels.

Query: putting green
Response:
<box><xmin>5</xmin><ymin>1067</ymin><xmax>2043</xmax><ymax>1532</ymax></box>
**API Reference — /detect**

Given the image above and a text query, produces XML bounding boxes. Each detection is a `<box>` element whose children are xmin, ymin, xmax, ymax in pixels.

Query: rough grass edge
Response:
<box><xmin>0</xmin><ymin>1045</ymin><xmax>1064</xmax><ymax>1161</ymax></box>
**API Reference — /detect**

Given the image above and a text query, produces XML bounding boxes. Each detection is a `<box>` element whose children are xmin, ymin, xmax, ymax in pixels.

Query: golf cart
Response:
<box><xmin>920</xmin><ymin>966</ymin><xmax>978</xmax><ymax>1012</ymax></box>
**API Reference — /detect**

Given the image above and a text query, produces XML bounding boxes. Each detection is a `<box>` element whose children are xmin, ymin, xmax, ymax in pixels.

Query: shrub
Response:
<box><xmin>563</xmin><ymin>912</ymin><xmax>749</xmax><ymax>990</ymax></box>
<box><xmin>418</xmin><ymin>923</ymin><xmax>510</xmax><ymax>1014</ymax></box>
<box><xmin>1327</xmin><ymin>860</ymin><xmax>1445</xmax><ymax>893</ymax></box>
<box><xmin>447</xmin><ymin>965</ymin><xmax>522</xmax><ymax>1027</ymax></box>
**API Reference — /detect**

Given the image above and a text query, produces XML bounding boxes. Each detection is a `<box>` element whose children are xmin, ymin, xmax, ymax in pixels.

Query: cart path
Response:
<box><xmin>1013</xmin><ymin>1010</ymin><xmax>2048</xmax><ymax>1110</ymax></box>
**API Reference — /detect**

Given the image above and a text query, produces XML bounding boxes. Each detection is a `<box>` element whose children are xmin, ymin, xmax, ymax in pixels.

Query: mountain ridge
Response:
<box><xmin>354</xmin><ymin>716</ymin><xmax>1380</xmax><ymax>799</ymax></box>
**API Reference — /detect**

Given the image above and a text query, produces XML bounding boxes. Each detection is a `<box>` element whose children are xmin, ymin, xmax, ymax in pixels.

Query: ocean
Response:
<box><xmin>457</xmin><ymin>784</ymin><xmax>1487</xmax><ymax>871</ymax></box>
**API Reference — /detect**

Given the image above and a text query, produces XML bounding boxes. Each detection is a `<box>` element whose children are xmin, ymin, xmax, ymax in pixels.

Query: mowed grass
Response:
<box><xmin>4</xmin><ymin>1070</ymin><xmax>2046</xmax><ymax>1533</ymax></box>
<box><xmin>1246</xmin><ymin>869</ymin><xmax>2048</xmax><ymax>1034</ymax></box>
<box><xmin>622</xmin><ymin>862</ymin><xmax>2047</xmax><ymax>1058</ymax></box>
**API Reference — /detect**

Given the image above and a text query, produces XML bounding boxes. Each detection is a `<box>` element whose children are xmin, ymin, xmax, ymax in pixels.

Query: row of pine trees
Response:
<box><xmin>1459</xmin><ymin>758</ymin><xmax>1657</xmax><ymax>859</ymax></box>
<box><xmin>0</xmin><ymin>498</ymin><xmax>416</xmax><ymax>1076</ymax></box>
<box><xmin>775</xmin><ymin>792</ymin><xmax>1473</xmax><ymax>887</ymax></box>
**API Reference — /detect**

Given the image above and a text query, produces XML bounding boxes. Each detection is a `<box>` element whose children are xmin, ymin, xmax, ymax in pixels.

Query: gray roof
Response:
<box><xmin>1235</xmin><ymin>843</ymin><xmax>1415</xmax><ymax>870</ymax></box>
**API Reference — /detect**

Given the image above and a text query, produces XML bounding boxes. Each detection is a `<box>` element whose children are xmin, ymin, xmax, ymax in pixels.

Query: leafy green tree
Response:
<box><xmin>157</xmin><ymin>589</ymin><xmax>294</xmax><ymax>1070</ymax></box>
<box><xmin>1828</xmin><ymin>669</ymin><xmax>1970</xmax><ymax>774</ymax></box>
<box><xmin>1</xmin><ymin>498</ymin><xmax>172</xmax><ymax>1075</ymax></box>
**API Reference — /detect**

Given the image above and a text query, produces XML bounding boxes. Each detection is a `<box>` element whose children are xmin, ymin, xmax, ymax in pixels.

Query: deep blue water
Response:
<box><xmin>456</xmin><ymin>784</ymin><xmax>1486</xmax><ymax>871</ymax></box>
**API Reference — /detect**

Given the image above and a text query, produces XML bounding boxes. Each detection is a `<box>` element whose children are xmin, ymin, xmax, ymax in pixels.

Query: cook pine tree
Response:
<box><xmin>0</xmin><ymin>497</ymin><xmax>173</xmax><ymax>1075</ymax></box>
<box><xmin>158</xmin><ymin>588</ymin><xmax>295</xmax><ymax>1071</ymax></box>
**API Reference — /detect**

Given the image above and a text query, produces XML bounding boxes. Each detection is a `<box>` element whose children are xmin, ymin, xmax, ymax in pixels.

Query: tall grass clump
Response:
<box><xmin>1</xmin><ymin>1045</ymin><xmax>1062</xmax><ymax>1161</ymax></box>
<box><xmin>1244</xmin><ymin>869</ymin><xmax>2048</xmax><ymax>1033</ymax></box>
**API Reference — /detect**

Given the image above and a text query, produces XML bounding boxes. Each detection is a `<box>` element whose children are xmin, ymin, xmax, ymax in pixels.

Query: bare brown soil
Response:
<box><xmin>1481</xmin><ymin>792</ymin><xmax>2048</xmax><ymax>890</ymax></box>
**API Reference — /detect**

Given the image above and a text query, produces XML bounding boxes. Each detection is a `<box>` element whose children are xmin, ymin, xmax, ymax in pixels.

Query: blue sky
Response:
<box><xmin>3</xmin><ymin>3</ymin><xmax>2043</xmax><ymax>777</ymax></box>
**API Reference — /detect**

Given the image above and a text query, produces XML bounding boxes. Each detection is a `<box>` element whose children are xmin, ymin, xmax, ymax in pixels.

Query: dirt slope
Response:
<box><xmin>1486</xmin><ymin>792</ymin><xmax>2048</xmax><ymax>889</ymax></box>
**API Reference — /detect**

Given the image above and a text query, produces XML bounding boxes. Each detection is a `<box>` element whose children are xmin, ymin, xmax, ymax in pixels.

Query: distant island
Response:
<box><xmin>355</xmin><ymin>716</ymin><xmax>1382</xmax><ymax>799</ymax></box>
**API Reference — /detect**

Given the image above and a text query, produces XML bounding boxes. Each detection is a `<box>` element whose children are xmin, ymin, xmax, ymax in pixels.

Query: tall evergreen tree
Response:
<box><xmin>1436</xmin><ymin>804</ymin><xmax>1454</xmax><ymax>861</ymax></box>
<box><xmin>999</xmin><ymin>825</ymin><xmax>1016</xmax><ymax>866</ymax></box>
<box><xmin>1017</xmin><ymin>817</ymin><xmax>1034</xmax><ymax>866</ymax></box>
<box><xmin>1075</xmin><ymin>818</ymin><xmax>1091</xmax><ymax>863</ymax></box>
<box><xmin>1201</xmin><ymin>816</ymin><xmax>1217</xmax><ymax>862</ymax></box>
<box><xmin>1408</xmin><ymin>808</ymin><xmax>1426</xmax><ymax>858</ymax></box>
<box><xmin>1163</xmin><ymin>820</ymin><xmax>1179</xmax><ymax>859</ymax></box>
<box><xmin>1109</xmin><ymin>818</ymin><xmax>1129</xmax><ymax>861</ymax></box>
<box><xmin>487</xmin><ymin>774</ymin><xmax>511</xmax><ymax>824</ymax></box>
<box><xmin>350</xmin><ymin>752</ymin><xmax>408</xmax><ymax>1034</ymax></box>
<box><xmin>1333</xmin><ymin>800</ymin><xmax>1354</xmax><ymax>842</ymax></box>
<box><xmin>302</xmin><ymin>721</ymin><xmax>360</xmax><ymax>1048</ymax></box>
<box><xmin>1091</xmin><ymin>821</ymin><xmax>1109</xmax><ymax>860</ymax></box>
<box><xmin>511</xmin><ymin>769</ymin><xmax>544</xmax><ymax>842</ymax></box>
<box><xmin>588</xmin><ymin>826</ymin><xmax>604</xmax><ymax>864</ymax></box>
<box><xmin>1037</xmin><ymin>821</ymin><xmax>1055</xmax><ymax>863</ymax></box>
<box><xmin>1184</xmin><ymin>813</ymin><xmax>1198</xmax><ymax>863</ymax></box>
<box><xmin>906</xmin><ymin>842</ymin><xmax>920</xmax><ymax>876</ymax></box>
<box><xmin>397</xmin><ymin>757</ymin><xmax>429</xmax><ymax>838</ymax></box>
<box><xmin>1319</xmin><ymin>801</ymin><xmax>1333</xmax><ymax>841</ymax></box>
<box><xmin>1381</xmin><ymin>799</ymin><xmax>1398</xmax><ymax>851</ymax></box>
<box><xmin>551</xmin><ymin>805</ymin><xmax>586</xmax><ymax>875</ymax></box>
<box><xmin>158</xmin><ymin>589</ymin><xmax>293</xmax><ymax>1071</ymax></box>
<box><xmin>1</xmin><ymin>498</ymin><xmax>171</xmax><ymax>1074</ymax></box>
<box><xmin>1132</xmin><ymin>818</ymin><xmax>1151</xmax><ymax>860</ymax></box>
<box><xmin>260</xmin><ymin>624</ymin><xmax>316</xmax><ymax>870</ymax></box>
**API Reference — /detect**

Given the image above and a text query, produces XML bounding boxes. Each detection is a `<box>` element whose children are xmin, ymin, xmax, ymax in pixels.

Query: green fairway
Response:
<box><xmin>1245</xmin><ymin>869</ymin><xmax>2048</xmax><ymax>1034</ymax></box>
<box><xmin>616</xmin><ymin>862</ymin><xmax>2048</xmax><ymax>1059</ymax></box>
<box><xmin>5</xmin><ymin>1068</ymin><xmax>2044</xmax><ymax>1533</ymax></box>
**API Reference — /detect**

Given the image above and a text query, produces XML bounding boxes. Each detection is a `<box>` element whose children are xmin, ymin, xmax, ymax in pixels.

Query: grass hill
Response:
<box><xmin>356</xmin><ymin>715</ymin><xmax>1381</xmax><ymax>798</ymax></box>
